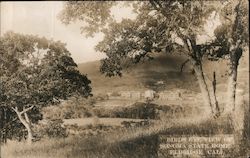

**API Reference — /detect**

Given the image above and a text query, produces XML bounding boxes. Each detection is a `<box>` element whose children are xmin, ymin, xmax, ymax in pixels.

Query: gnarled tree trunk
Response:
<box><xmin>226</xmin><ymin>66</ymin><xmax>237</xmax><ymax>113</ymax></box>
<box><xmin>224</xmin><ymin>48</ymin><xmax>244</xmax><ymax>156</ymax></box>
<box><xmin>178</xmin><ymin>34</ymin><xmax>219</xmax><ymax>117</ymax></box>
<box><xmin>190</xmin><ymin>59</ymin><xmax>214</xmax><ymax>115</ymax></box>
<box><xmin>225</xmin><ymin>48</ymin><xmax>242</xmax><ymax>114</ymax></box>
<box><xmin>12</xmin><ymin>107</ymin><xmax>34</xmax><ymax>145</ymax></box>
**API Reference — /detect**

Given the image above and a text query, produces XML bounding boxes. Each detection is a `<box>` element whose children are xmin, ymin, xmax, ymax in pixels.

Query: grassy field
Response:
<box><xmin>2</xmin><ymin>91</ymin><xmax>249</xmax><ymax>158</ymax></box>
<box><xmin>2</xmin><ymin>112</ymin><xmax>246</xmax><ymax>158</ymax></box>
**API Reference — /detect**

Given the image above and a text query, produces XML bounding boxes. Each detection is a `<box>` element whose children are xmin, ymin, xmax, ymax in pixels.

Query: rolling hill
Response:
<box><xmin>77</xmin><ymin>54</ymin><xmax>199</xmax><ymax>94</ymax></box>
<box><xmin>77</xmin><ymin>50</ymin><xmax>248</xmax><ymax>95</ymax></box>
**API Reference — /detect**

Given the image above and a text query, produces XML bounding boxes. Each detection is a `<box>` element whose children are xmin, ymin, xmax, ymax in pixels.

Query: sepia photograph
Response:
<box><xmin>0</xmin><ymin>1</ymin><xmax>249</xmax><ymax>158</ymax></box>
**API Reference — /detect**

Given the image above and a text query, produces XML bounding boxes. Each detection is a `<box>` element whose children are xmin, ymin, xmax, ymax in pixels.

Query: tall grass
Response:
<box><xmin>1</xmin><ymin>113</ymin><xmax>235</xmax><ymax>158</ymax></box>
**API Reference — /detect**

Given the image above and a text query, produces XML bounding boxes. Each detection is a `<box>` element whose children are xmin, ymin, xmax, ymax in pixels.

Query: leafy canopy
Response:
<box><xmin>59</xmin><ymin>1</ymin><xmax>225</xmax><ymax>76</ymax></box>
<box><xmin>0</xmin><ymin>32</ymin><xmax>92</xmax><ymax>111</ymax></box>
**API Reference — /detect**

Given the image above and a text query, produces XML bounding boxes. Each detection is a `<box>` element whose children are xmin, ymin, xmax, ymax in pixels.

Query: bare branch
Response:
<box><xmin>175</xmin><ymin>28</ymin><xmax>192</xmax><ymax>55</ymax></box>
<box><xmin>11</xmin><ymin>107</ymin><xmax>18</xmax><ymax>113</ymax></box>
<box><xmin>24</xmin><ymin>112</ymin><xmax>31</xmax><ymax>124</ymax></box>
<box><xmin>20</xmin><ymin>105</ymin><xmax>34</xmax><ymax>115</ymax></box>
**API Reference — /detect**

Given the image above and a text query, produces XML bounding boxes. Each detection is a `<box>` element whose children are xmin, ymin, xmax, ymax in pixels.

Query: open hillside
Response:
<box><xmin>78</xmin><ymin>49</ymin><xmax>248</xmax><ymax>95</ymax></box>
<box><xmin>77</xmin><ymin>54</ymin><xmax>199</xmax><ymax>94</ymax></box>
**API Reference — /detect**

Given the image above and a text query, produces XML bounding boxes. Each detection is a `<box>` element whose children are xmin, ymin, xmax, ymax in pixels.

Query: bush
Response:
<box><xmin>65</xmin><ymin>124</ymin><xmax>121</xmax><ymax>137</ymax></box>
<box><xmin>46</xmin><ymin>119</ymin><xmax>68</xmax><ymax>138</ymax></box>
<box><xmin>92</xmin><ymin>102</ymin><xmax>160</xmax><ymax>119</ymax></box>
<box><xmin>121</xmin><ymin>120</ymin><xmax>150</xmax><ymax>128</ymax></box>
<box><xmin>34</xmin><ymin>119</ymin><xmax>68</xmax><ymax>139</ymax></box>
<box><xmin>91</xmin><ymin>102</ymin><xmax>191</xmax><ymax>120</ymax></box>
<box><xmin>42</xmin><ymin>97</ymin><xmax>93</xmax><ymax>120</ymax></box>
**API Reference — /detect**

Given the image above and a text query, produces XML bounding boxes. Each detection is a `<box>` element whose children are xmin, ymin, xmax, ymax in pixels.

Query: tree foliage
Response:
<box><xmin>59</xmin><ymin>1</ymin><xmax>223</xmax><ymax>76</ymax></box>
<box><xmin>0</xmin><ymin>32</ymin><xmax>92</xmax><ymax>142</ymax></box>
<box><xmin>0</xmin><ymin>32</ymin><xmax>92</xmax><ymax>109</ymax></box>
<box><xmin>209</xmin><ymin>0</ymin><xmax>248</xmax><ymax>61</ymax></box>
<box><xmin>60</xmin><ymin>1</ymin><xmax>116</xmax><ymax>37</ymax></box>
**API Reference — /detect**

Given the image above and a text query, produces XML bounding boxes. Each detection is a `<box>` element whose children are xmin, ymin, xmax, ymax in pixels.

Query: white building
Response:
<box><xmin>158</xmin><ymin>91</ymin><xmax>181</xmax><ymax>100</ymax></box>
<box><xmin>120</xmin><ymin>91</ymin><xmax>131</xmax><ymax>98</ymax></box>
<box><xmin>144</xmin><ymin>90</ymin><xmax>155</xmax><ymax>99</ymax></box>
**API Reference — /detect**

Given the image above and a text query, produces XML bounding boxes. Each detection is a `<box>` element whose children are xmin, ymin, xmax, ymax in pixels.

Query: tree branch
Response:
<box><xmin>176</xmin><ymin>28</ymin><xmax>192</xmax><ymax>55</ymax></box>
<box><xmin>11</xmin><ymin>107</ymin><xmax>18</xmax><ymax>113</ymax></box>
<box><xmin>20</xmin><ymin>105</ymin><xmax>34</xmax><ymax>115</ymax></box>
<box><xmin>24</xmin><ymin>112</ymin><xmax>31</xmax><ymax>124</ymax></box>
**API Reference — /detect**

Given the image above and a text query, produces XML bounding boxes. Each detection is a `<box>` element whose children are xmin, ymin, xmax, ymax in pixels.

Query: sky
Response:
<box><xmin>0</xmin><ymin>1</ymin><xmax>220</xmax><ymax>63</ymax></box>
<box><xmin>0</xmin><ymin>1</ymin><xmax>136</xmax><ymax>63</ymax></box>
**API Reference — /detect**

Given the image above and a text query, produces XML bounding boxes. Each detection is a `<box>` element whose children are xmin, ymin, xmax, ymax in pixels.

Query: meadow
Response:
<box><xmin>2</xmin><ymin>108</ymin><xmax>249</xmax><ymax>158</ymax></box>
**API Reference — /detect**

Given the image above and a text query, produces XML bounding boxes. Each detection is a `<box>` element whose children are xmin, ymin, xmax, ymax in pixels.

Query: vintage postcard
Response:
<box><xmin>0</xmin><ymin>1</ymin><xmax>249</xmax><ymax>158</ymax></box>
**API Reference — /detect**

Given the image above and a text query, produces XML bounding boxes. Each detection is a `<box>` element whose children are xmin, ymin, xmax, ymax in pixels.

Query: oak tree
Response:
<box><xmin>59</xmin><ymin>1</ymin><xmax>229</xmax><ymax>117</ymax></box>
<box><xmin>0</xmin><ymin>32</ymin><xmax>92</xmax><ymax>144</ymax></box>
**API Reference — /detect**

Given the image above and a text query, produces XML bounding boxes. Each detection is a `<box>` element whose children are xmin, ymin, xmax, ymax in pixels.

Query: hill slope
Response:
<box><xmin>78</xmin><ymin>49</ymin><xmax>249</xmax><ymax>95</ymax></box>
<box><xmin>78</xmin><ymin>54</ymin><xmax>199</xmax><ymax>94</ymax></box>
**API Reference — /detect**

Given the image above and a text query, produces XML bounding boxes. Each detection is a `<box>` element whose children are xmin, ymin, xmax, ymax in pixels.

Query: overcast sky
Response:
<box><xmin>0</xmin><ymin>1</ymin><xmax>135</xmax><ymax>63</ymax></box>
<box><xmin>0</xmin><ymin>1</ymin><xmax>220</xmax><ymax>63</ymax></box>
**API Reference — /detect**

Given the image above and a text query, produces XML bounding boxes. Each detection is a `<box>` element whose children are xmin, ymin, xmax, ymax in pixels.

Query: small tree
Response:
<box><xmin>208</xmin><ymin>0</ymin><xmax>248</xmax><ymax>113</ymax></box>
<box><xmin>0</xmin><ymin>32</ymin><xmax>92</xmax><ymax>144</ymax></box>
<box><xmin>204</xmin><ymin>1</ymin><xmax>248</xmax><ymax>154</ymax></box>
<box><xmin>220</xmin><ymin>0</ymin><xmax>248</xmax><ymax>113</ymax></box>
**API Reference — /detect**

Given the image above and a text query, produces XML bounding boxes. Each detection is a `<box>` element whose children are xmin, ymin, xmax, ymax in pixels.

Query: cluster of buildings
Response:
<box><xmin>107</xmin><ymin>89</ymin><xmax>202</xmax><ymax>101</ymax></box>
<box><xmin>107</xmin><ymin>90</ymin><xmax>155</xmax><ymax>100</ymax></box>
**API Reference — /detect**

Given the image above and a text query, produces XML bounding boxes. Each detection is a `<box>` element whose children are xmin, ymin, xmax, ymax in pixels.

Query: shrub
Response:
<box><xmin>42</xmin><ymin>97</ymin><xmax>93</xmax><ymax>119</ymax></box>
<box><xmin>45</xmin><ymin>119</ymin><xmax>68</xmax><ymax>138</ymax></box>
<box><xmin>121</xmin><ymin>120</ymin><xmax>150</xmax><ymax>128</ymax></box>
<box><xmin>34</xmin><ymin>119</ymin><xmax>68</xmax><ymax>139</ymax></box>
<box><xmin>92</xmin><ymin>102</ymin><xmax>160</xmax><ymax>119</ymax></box>
<box><xmin>65</xmin><ymin>124</ymin><xmax>121</xmax><ymax>137</ymax></box>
